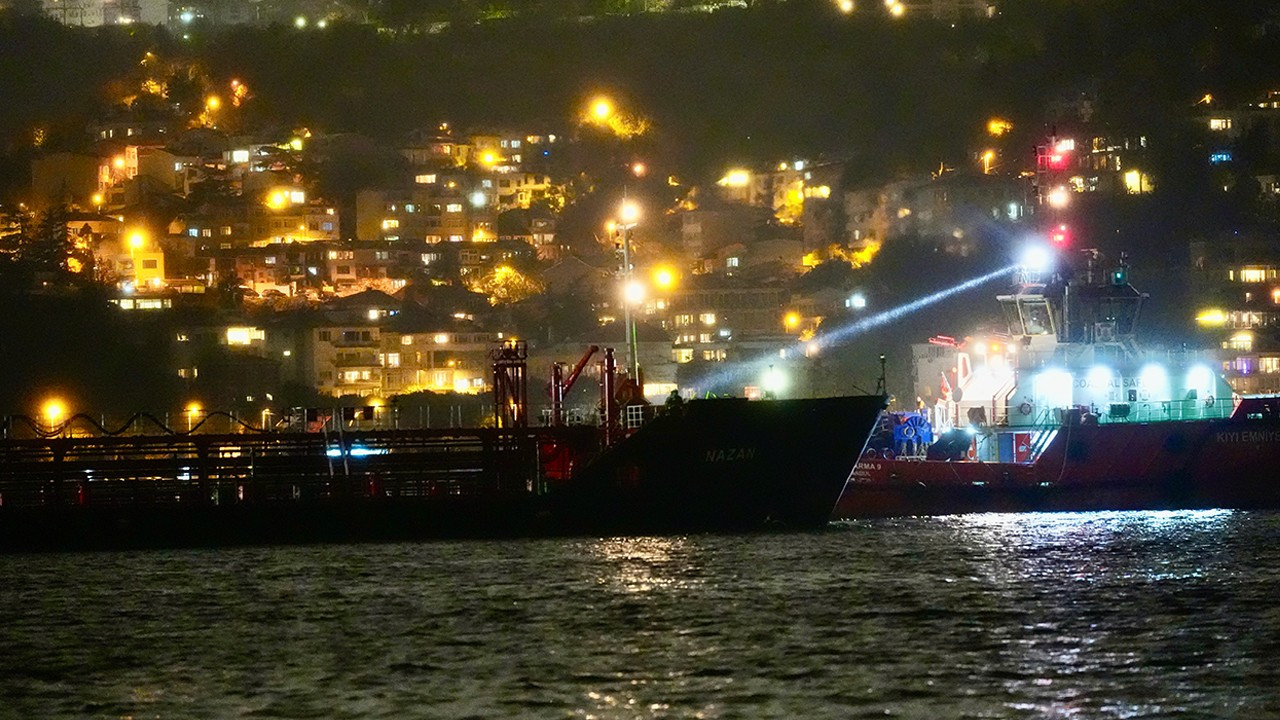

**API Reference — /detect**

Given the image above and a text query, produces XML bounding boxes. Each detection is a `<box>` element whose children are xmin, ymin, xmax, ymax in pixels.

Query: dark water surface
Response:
<box><xmin>2</xmin><ymin>510</ymin><xmax>1279</xmax><ymax>719</ymax></box>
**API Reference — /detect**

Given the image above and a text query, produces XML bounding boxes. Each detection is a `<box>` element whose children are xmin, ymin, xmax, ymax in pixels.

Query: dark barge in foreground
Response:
<box><xmin>0</xmin><ymin>344</ymin><xmax>886</xmax><ymax>551</ymax></box>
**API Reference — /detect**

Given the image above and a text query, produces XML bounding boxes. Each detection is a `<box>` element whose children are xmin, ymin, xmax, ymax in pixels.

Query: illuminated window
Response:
<box><xmin>1241</xmin><ymin>268</ymin><xmax>1267</xmax><ymax>283</ymax></box>
<box><xmin>446</xmin><ymin>203</ymin><xmax>463</xmax><ymax>213</ymax></box>
<box><xmin>1261</xmin><ymin>357</ymin><xmax>1280</xmax><ymax>374</ymax></box>
<box><xmin>226</xmin><ymin>326</ymin><xmax>264</xmax><ymax>345</ymax></box>
<box><xmin>401</xmin><ymin>335</ymin><xmax>413</xmax><ymax>345</ymax></box>
<box><xmin>699</xmin><ymin>312</ymin><xmax>716</xmax><ymax>325</ymax></box>
<box><xmin>1208</xmin><ymin>118</ymin><xmax>1233</xmax><ymax>131</ymax></box>
<box><xmin>1226</xmin><ymin>332</ymin><xmax>1254</xmax><ymax>352</ymax></box>
<box><xmin>385</xmin><ymin>353</ymin><xmax>401</xmax><ymax>368</ymax></box>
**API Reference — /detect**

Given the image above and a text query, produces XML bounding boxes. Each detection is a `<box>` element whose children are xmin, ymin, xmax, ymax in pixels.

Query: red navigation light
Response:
<box><xmin>1050</xmin><ymin>224</ymin><xmax>1070</xmax><ymax>245</ymax></box>
<box><xmin>1047</xmin><ymin>153</ymin><xmax>1069</xmax><ymax>170</ymax></box>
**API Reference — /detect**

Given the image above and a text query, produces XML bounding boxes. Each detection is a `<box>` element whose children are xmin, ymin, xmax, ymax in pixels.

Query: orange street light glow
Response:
<box><xmin>42</xmin><ymin>398</ymin><xmax>67</xmax><ymax>424</ymax></box>
<box><xmin>987</xmin><ymin>118</ymin><xmax>1013</xmax><ymax>136</ymax></box>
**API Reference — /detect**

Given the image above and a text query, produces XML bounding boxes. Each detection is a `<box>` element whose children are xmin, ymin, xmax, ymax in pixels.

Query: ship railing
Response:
<box><xmin>0</xmin><ymin>426</ymin><xmax>599</xmax><ymax>510</ymax></box>
<box><xmin>1</xmin><ymin>406</ymin><xmax>496</xmax><ymax>441</ymax></box>
<box><xmin>994</xmin><ymin>398</ymin><xmax>1235</xmax><ymax>429</ymax></box>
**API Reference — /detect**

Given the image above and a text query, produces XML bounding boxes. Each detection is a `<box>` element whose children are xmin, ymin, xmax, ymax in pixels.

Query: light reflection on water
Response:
<box><xmin>588</xmin><ymin>536</ymin><xmax>705</xmax><ymax>594</ymax></box>
<box><xmin>1</xmin><ymin>510</ymin><xmax>1278</xmax><ymax>718</ymax></box>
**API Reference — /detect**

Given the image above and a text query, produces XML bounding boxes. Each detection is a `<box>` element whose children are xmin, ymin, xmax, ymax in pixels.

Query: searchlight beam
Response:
<box><xmin>694</xmin><ymin>264</ymin><xmax>1019</xmax><ymax>394</ymax></box>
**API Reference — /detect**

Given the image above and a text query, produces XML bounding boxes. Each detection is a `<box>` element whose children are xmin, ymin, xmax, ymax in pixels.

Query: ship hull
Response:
<box><xmin>0</xmin><ymin>395</ymin><xmax>885</xmax><ymax>551</ymax></box>
<box><xmin>552</xmin><ymin>395</ymin><xmax>888</xmax><ymax>534</ymax></box>
<box><xmin>837</xmin><ymin>417</ymin><xmax>1280</xmax><ymax>518</ymax></box>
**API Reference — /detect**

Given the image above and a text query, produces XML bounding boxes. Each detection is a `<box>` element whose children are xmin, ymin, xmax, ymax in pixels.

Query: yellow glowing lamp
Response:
<box><xmin>206</xmin><ymin>95</ymin><xmax>221</xmax><ymax>111</ymax></box>
<box><xmin>1196</xmin><ymin>309</ymin><xmax>1226</xmax><ymax>327</ymax></box>
<box><xmin>42</xmin><ymin>399</ymin><xmax>67</xmax><ymax>425</ymax></box>
<box><xmin>653</xmin><ymin>268</ymin><xmax>675</xmax><ymax>290</ymax></box>
<box><xmin>91</xmin><ymin>193</ymin><xmax>104</xmax><ymax>206</ymax></box>
<box><xmin>987</xmin><ymin>118</ymin><xmax>1013</xmax><ymax>136</ymax></box>
<box><xmin>591</xmin><ymin>97</ymin><xmax>613</xmax><ymax>121</ymax></box>
<box><xmin>128</xmin><ymin>231</ymin><xmax>146</xmax><ymax>250</ymax></box>
<box><xmin>785</xmin><ymin>312</ymin><xmax>801</xmax><ymax>329</ymax></box>
<box><xmin>718</xmin><ymin>169</ymin><xmax>750</xmax><ymax>188</ymax></box>
<box><xmin>981</xmin><ymin>149</ymin><xmax>996</xmax><ymax>173</ymax></box>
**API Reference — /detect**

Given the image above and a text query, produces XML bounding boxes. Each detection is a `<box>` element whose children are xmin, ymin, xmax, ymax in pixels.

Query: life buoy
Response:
<box><xmin>1204</xmin><ymin>396</ymin><xmax>1215</xmax><ymax>408</ymax></box>
<box><xmin>1018</xmin><ymin>402</ymin><xmax>1033</xmax><ymax>416</ymax></box>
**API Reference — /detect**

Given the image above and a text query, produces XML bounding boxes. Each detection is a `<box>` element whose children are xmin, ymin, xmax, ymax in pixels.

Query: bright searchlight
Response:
<box><xmin>1020</xmin><ymin>245</ymin><xmax>1054</xmax><ymax>274</ymax></box>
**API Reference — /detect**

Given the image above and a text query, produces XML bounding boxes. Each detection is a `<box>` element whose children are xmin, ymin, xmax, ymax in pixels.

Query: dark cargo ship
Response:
<box><xmin>0</xmin><ymin>343</ymin><xmax>886</xmax><ymax>551</ymax></box>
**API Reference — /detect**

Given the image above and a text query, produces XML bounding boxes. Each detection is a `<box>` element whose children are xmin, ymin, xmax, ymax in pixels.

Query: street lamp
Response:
<box><xmin>42</xmin><ymin>398</ymin><xmax>67</xmax><ymax>426</ymax></box>
<box><xmin>590</xmin><ymin>96</ymin><xmax>614</xmax><ymax>122</ymax></box>
<box><xmin>616</xmin><ymin>199</ymin><xmax>642</xmax><ymax>381</ymax></box>
<box><xmin>186</xmin><ymin>402</ymin><xmax>202</xmax><ymax>432</ymax></box>
<box><xmin>127</xmin><ymin>230</ymin><xmax>146</xmax><ymax>289</ymax></box>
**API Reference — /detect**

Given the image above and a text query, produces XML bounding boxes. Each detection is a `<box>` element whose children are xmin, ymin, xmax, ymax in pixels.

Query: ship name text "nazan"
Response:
<box><xmin>1216</xmin><ymin>430</ymin><xmax>1280</xmax><ymax>444</ymax></box>
<box><xmin>705</xmin><ymin>447</ymin><xmax>757</xmax><ymax>462</ymax></box>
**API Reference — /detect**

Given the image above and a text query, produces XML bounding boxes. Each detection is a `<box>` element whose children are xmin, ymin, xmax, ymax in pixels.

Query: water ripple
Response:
<box><xmin>1</xmin><ymin>510</ymin><xmax>1278</xmax><ymax>718</ymax></box>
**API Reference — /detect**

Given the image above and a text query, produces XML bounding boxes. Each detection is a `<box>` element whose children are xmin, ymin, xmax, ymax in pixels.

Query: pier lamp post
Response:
<box><xmin>42</xmin><ymin>398</ymin><xmax>67</xmax><ymax>434</ymax></box>
<box><xmin>186</xmin><ymin>402</ymin><xmax>202</xmax><ymax>432</ymax></box>
<box><xmin>127</xmin><ymin>230</ymin><xmax>146</xmax><ymax>289</ymax></box>
<box><xmin>617</xmin><ymin>199</ymin><xmax>642</xmax><ymax>381</ymax></box>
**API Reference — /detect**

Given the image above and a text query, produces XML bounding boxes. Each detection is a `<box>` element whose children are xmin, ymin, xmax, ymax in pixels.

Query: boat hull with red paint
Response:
<box><xmin>837</xmin><ymin>403</ymin><xmax>1280</xmax><ymax>518</ymax></box>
